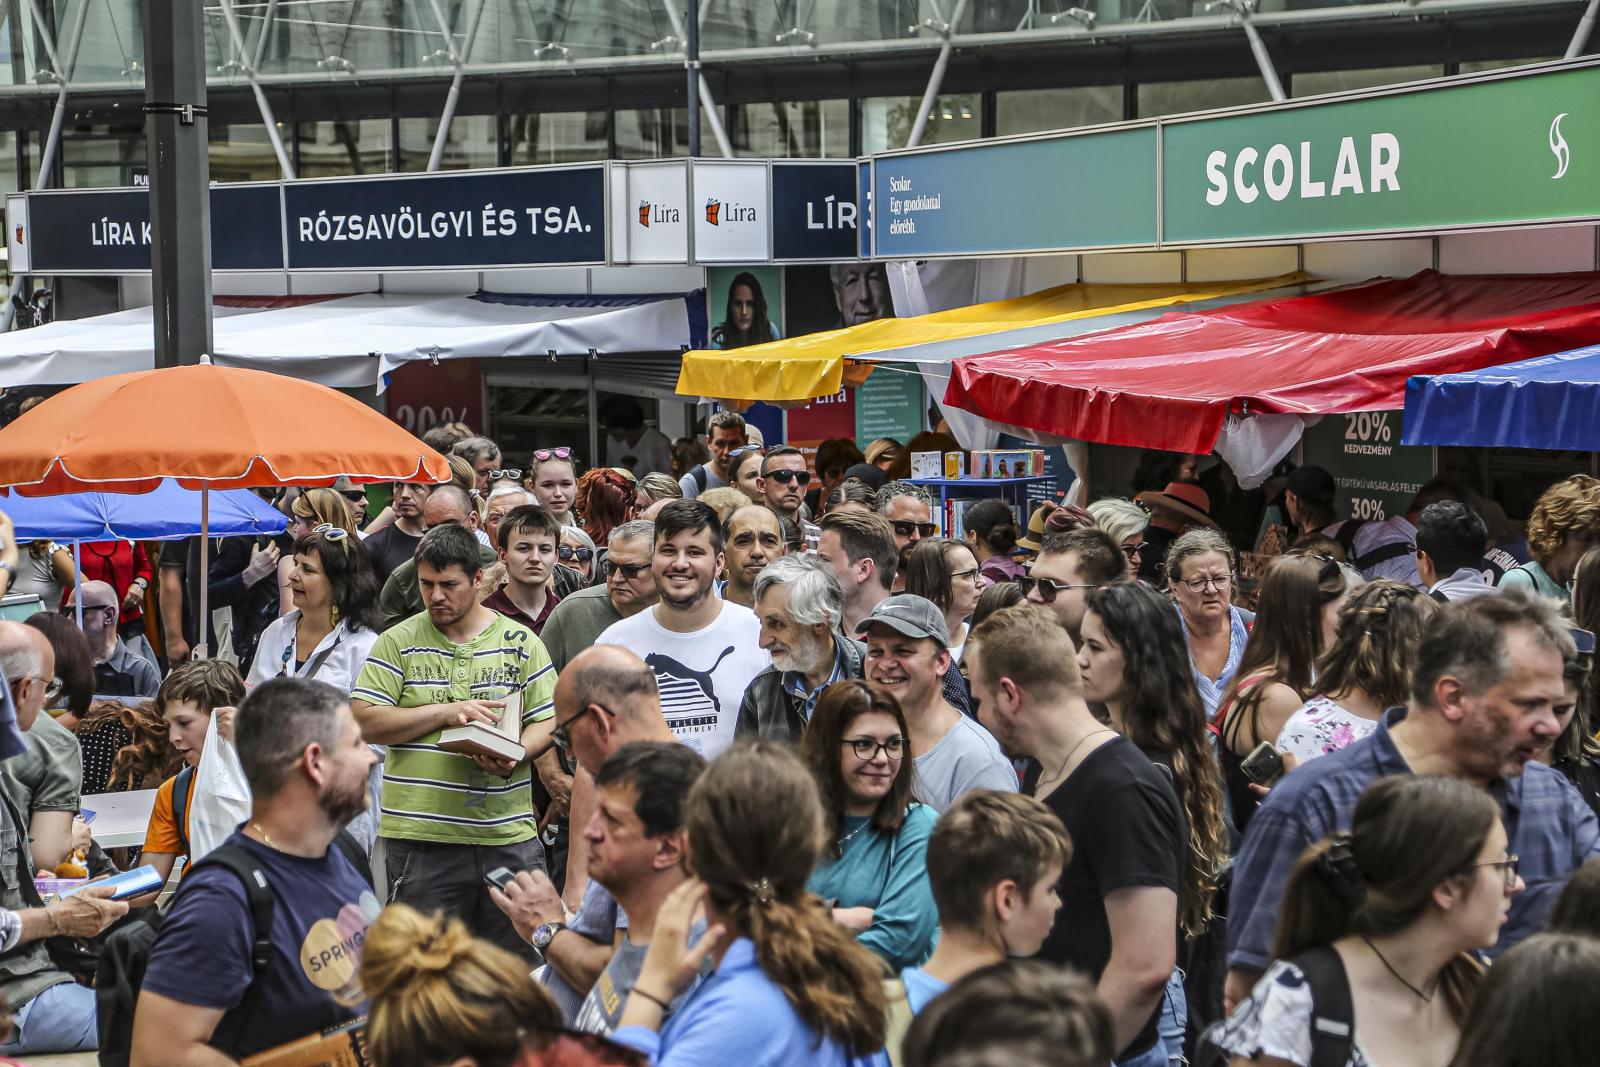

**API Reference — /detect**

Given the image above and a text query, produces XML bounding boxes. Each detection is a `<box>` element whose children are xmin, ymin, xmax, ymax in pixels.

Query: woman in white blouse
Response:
<box><xmin>247</xmin><ymin>524</ymin><xmax>384</xmax><ymax>846</ymax></box>
<box><xmin>1276</xmin><ymin>581</ymin><xmax>1438</xmax><ymax>765</ymax></box>
<box><xmin>1213</xmin><ymin>776</ymin><xmax>1519</xmax><ymax>1067</ymax></box>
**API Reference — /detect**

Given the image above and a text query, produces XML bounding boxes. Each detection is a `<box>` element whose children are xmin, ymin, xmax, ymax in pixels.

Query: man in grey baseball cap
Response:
<box><xmin>858</xmin><ymin>594</ymin><xmax>1015</xmax><ymax>811</ymax></box>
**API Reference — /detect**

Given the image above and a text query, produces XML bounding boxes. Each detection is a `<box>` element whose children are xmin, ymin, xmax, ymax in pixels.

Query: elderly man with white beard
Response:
<box><xmin>735</xmin><ymin>554</ymin><xmax>865</xmax><ymax>743</ymax></box>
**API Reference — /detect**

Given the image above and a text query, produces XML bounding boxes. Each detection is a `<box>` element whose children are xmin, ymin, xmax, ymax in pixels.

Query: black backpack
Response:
<box><xmin>1192</xmin><ymin>945</ymin><xmax>1355</xmax><ymax>1067</ymax></box>
<box><xmin>94</xmin><ymin>833</ymin><xmax>371</xmax><ymax>1067</ymax></box>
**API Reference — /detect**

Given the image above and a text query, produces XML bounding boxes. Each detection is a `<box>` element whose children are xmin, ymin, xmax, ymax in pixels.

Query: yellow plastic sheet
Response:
<box><xmin>678</xmin><ymin>273</ymin><xmax>1307</xmax><ymax>403</ymax></box>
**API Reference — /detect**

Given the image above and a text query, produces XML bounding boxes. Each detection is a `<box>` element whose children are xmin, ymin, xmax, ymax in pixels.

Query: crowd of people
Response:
<box><xmin>0</xmin><ymin>416</ymin><xmax>1598</xmax><ymax>1067</ymax></box>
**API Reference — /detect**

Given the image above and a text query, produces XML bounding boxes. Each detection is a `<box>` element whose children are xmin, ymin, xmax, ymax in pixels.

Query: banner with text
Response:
<box><xmin>1301</xmin><ymin>410</ymin><xmax>1434</xmax><ymax>524</ymax></box>
<box><xmin>17</xmin><ymin>185</ymin><xmax>284</xmax><ymax>273</ymax></box>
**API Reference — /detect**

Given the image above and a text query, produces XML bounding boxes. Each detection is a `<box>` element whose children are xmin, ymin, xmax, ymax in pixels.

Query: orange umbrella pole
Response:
<box><xmin>197</xmin><ymin>484</ymin><xmax>210</xmax><ymax>660</ymax></box>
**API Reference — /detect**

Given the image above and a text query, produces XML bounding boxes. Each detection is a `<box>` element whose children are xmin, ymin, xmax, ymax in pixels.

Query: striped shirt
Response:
<box><xmin>353</xmin><ymin>611</ymin><xmax>556</xmax><ymax>846</ymax></box>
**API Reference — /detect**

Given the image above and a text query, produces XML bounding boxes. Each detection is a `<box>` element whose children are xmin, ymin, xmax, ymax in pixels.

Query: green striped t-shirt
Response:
<box><xmin>353</xmin><ymin>610</ymin><xmax>556</xmax><ymax>845</ymax></box>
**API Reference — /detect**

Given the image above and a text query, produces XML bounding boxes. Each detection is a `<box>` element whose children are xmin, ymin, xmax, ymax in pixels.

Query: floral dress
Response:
<box><xmin>1209</xmin><ymin>959</ymin><xmax>1373</xmax><ymax>1067</ymax></box>
<box><xmin>1276</xmin><ymin>696</ymin><xmax>1379</xmax><ymax>764</ymax></box>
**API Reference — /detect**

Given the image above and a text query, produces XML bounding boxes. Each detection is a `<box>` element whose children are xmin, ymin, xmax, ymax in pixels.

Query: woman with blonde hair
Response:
<box><xmin>1088</xmin><ymin>498</ymin><xmax>1150</xmax><ymax>582</ymax></box>
<box><xmin>1499</xmin><ymin>473</ymin><xmax>1600</xmax><ymax>602</ymax></box>
<box><xmin>361</xmin><ymin>903</ymin><xmax>643</xmax><ymax>1067</ymax></box>
<box><xmin>614</xmin><ymin>742</ymin><xmax>889</xmax><ymax>1065</ymax></box>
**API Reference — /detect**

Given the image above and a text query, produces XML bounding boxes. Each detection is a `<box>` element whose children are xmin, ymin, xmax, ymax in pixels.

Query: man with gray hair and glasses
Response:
<box><xmin>736</xmin><ymin>554</ymin><xmax>866</xmax><ymax>742</ymax></box>
<box><xmin>1225</xmin><ymin>589</ymin><xmax>1600</xmax><ymax>1013</ymax></box>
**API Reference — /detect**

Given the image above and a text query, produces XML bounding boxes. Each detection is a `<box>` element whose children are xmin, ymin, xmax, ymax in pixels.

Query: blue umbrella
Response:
<box><xmin>1403</xmin><ymin>344</ymin><xmax>1600</xmax><ymax>450</ymax></box>
<box><xmin>4</xmin><ymin>479</ymin><xmax>287</xmax><ymax>628</ymax></box>
<box><xmin>5</xmin><ymin>479</ymin><xmax>287</xmax><ymax>543</ymax></box>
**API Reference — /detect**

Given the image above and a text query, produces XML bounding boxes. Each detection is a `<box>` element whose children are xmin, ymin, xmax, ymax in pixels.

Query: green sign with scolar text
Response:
<box><xmin>1301</xmin><ymin>411</ymin><xmax>1435</xmax><ymax>525</ymax></box>
<box><xmin>1162</xmin><ymin>64</ymin><xmax>1600</xmax><ymax>244</ymax></box>
<box><xmin>855</xmin><ymin>367</ymin><xmax>924</xmax><ymax>444</ymax></box>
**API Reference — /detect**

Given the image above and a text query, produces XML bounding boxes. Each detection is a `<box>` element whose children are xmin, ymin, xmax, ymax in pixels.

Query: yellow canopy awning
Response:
<box><xmin>678</xmin><ymin>273</ymin><xmax>1308</xmax><ymax>403</ymax></box>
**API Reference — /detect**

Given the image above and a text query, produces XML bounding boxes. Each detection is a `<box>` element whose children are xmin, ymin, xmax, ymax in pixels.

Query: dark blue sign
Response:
<box><xmin>283</xmin><ymin>166</ymin><xmax>605</xmax><ymax>270</ymax></box>
<box><xmin>770</xmin><ymin>162</ymin><xmax>859</xmax><ymax>262</ymax></box>
<box><xmin>858</xmin><ymin>161</ymin><xmax>873</xmax><ymax>259</ymax></box>
<box><xmin>24</xmin><ymin>185</ymin><xmax>283</xmax><ymax>273</ymax></box>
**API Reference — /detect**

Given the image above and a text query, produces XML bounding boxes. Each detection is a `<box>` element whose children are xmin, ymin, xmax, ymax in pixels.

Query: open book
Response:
<box><xmin>437</xmin><ymin>689</ymin><xmax>524</xmax><ymax>762</ymax></box>
<box><xmin>241</xmin><ymin>1017</ymin><xmax>370</xmax><ymax>1066</ymax></box>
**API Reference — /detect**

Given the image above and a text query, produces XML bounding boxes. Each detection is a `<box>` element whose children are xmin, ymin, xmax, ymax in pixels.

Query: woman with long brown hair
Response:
<box><xmin>800</xmin><ymin>680</ymin><xmax>938</xmax><ymax>969</ymax></box>
<box><xmin>1277</xmin><ymin>581</ymin><xmax>1438</xmax><ymax>764</ymax></box>
<box><xmin>1217</xmin><ymin>554</ymin><xmax>1347</xmax><ymax>833</ymax></box>
<box><xmin>1079</xmin><ymin>579</ymin><xmax>1231</xmax><ymax>1059</ymax></box>
<box><xmin>614</xmin><ymin>742</ymin><xmax>889</xmax><ymax>1065</ymax></box>
<box><xmin>578</xmin><ymin>467</ymin><xmax>638</xmax><ymax>550</ymax></box>
<box><xmin>1212</xmin><ymin>776</ymin><xmax>1516</xmax><ymax>1067</ymax></box>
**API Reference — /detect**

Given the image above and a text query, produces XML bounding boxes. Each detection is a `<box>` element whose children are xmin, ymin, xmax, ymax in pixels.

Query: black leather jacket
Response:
<box><xmin>734</xmin><ymin>633</ymin><xmax>866</xmax><ymax>743</ymax></box>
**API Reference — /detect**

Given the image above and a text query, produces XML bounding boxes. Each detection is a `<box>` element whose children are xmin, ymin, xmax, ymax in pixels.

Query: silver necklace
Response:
<box><xmin>839</xmin><ymin>819</ymin><xmax>872</xmax><ymax>848</ymax></box>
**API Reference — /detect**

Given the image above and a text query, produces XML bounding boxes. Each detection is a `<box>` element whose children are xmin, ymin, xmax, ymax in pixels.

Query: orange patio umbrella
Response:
<box><xmin>0</xmin><ymin>361</ymin><xmax>452</xmax><ymax>655</ymax></box>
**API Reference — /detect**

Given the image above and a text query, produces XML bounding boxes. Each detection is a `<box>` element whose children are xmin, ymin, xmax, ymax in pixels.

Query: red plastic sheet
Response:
<box><xmin>945</xmin><ymin>270</ymin><xmax>1600</xmax><ymax>454</ymax></box>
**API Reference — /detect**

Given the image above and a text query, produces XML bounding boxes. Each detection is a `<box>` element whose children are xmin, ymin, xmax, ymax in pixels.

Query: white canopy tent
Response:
<box><xmin>0</xmin><ymin>291</ymin><xmax>702</xmax><ymax>391</ymax></box>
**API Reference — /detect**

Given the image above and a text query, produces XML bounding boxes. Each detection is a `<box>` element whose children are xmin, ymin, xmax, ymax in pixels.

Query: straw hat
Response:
<box><xmin>1135</xmin><ymin>481</ymin><xmax>1218</xmax><ymax>530</ymax></box>
<box><xmin>1018</xmin><ymin>503</ymin><xmax>1053</xmax><ymax>553</ymax></box>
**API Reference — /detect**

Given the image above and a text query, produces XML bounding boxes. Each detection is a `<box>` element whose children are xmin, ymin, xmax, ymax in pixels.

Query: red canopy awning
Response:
<box><xmin>945</xmin><ymin>270</ymin><xmax>1600</xmax><ymax>454</ymax></box>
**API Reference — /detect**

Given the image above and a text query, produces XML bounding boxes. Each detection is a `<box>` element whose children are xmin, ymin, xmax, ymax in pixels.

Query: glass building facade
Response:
<box><xmin>0</xmin><ymin>0</ymin><xmax>1580</xmax><ymax>193</ymax></box>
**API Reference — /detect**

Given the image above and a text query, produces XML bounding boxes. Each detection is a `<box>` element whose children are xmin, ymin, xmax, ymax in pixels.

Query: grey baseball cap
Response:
<box><xmin>856</xmin><ymin>594</ymin><xmax>950</xmax><ymax>648</ymax></box>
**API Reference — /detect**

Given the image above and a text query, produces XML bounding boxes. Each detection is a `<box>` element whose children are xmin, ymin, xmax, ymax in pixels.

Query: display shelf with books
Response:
<box><xmin>908</xmin><ymin>476</ymin><xmax>1053</xmax><ymax>537</ymax></box>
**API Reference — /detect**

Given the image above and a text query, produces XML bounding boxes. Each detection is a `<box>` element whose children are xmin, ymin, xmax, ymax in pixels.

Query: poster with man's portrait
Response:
<box><xmin>784</xmin><ymin>262</ymin><xmax>896</xmax><ymax>336</ymax></box>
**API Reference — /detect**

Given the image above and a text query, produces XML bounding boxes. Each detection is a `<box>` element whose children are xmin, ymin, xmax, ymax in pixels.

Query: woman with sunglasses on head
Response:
<box><xmin>904</xmin><ymin>539</ymin><xmax>986</xmax><ymax>669</ymax></box>
<box><xmin>613</xmin><ymin>742</ymin><xmax>889</xmax><ymax>1066</ymax></box>
<box><xmin>800</xmin><ymin>680</ymin><xmax>939</xmax><ymax>970</ymax></box>
<box><xmin>961</xmin><ymin>499</ymin><xmax>1025</xmax><ymax>584</ymax></box>
<box><xmin>1089</xmin><ymin>498</ymin><xmax>1151</xmax><ymax>583</ymax></box>
<box><xmin>1216</xmin><ymin>554</ymin><xmax>1347</xmax><ymax>835</ymax></box>
<box><xmin>529</xmin><ymin>447</ymin><xmax>580</xmax><ymax>528</ymax></box>
<box><xmin>1078</xmin><ymin>579</ymin><xmax>1230</xmax><ymax>1061</ymax></box>
<box><xmin>1276</xmin><ymin>581</ymin><xmax>1438</xmax><ymax>766</ymax></box>
<box><xmin>281</xmin><ymin>486</ymin><xmax>360</xmax><ymax>615</ymax></box>
<box><xmin>728</xmin><ymin>447</ymin><xmax>766</xmax><ymax>506</ymax></box>
<box><xmin>1210</xmin><ymin>775</ymin><xmax>1515</xmax><ymax>1067</ymax></box>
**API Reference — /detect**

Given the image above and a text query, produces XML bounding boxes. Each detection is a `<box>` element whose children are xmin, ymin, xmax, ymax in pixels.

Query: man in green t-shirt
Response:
<box><xmin>353</xmin><ymin>523</ymin><xmax>557</xmax><ymax>955</ymax></box>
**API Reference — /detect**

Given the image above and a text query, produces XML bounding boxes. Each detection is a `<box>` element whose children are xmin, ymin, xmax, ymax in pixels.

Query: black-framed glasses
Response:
<box><xmin>1473</xmin><ymin>854</ymin><xmax>1520</xmax><ymax>892</ymax></box>
<box><xmin>1313</xmin><ymin>553</ymin><xmax>1341</xmax><ymax>585</ymax></box>
<box><xmin>950</xmin><ymin>567</ymin><xmax>980</xmax><ymax>583</ymax></box>
<box><xmin>767</xmin><ymin>469</ymin><xmax>811</xmax><ymax>486</ymax></box>
<box><xmin>1178</xmin><ymin>573</ymin><xmax>1233</xmax><ymax>593</ymax></box>
<box><xmin>533</xmin><ymin>447</ymin><xmax>574</xmax><ymax>462</ymax></box>
<box><xmin>551</xmin><ymin>702</ymin><xmax>616</xmax><ymax>774</ymax></box>
<box><xmin>843</xmin><ymin>736</ymin><xmax>905</xmax><ymax>761</ymax></box>
<box><xmin>490</xmin><ymin>468</ymin><xmax>524</xmax><ymax>481</ymax></box>
<box><xmin>559</xmin><ymin>546</ymin><xmax>595</xmax><ymax>563</ymax></box>
<box><xmin>1122</xmin><ymin>541</ymin><xmax>1148</xmax><ymax>560</ymax></box>
<box><xmin>604</xmin><ymin>559</ymin><xmax>650</xmax><ymax>580</ymax></box>
<box><xmin>1017</xmin><ymin>575</ymin><xmax>1096</xmax><ymax>603</ymax></box>
<box><xmin>891</xmin><ymin>520</ymin><xmax>937</xmax><ymax>538</ymax></box>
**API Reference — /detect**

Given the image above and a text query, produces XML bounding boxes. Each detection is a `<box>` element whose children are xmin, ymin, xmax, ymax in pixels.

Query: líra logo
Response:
<box><xmin>705</xmin><ymin>199</ymin><xmax>721</xmax><ymax>226</ymax></box>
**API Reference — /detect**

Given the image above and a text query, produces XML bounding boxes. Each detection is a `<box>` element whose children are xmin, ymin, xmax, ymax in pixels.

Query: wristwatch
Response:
<box><xmin>532</xmin><ymin>920</ymin><xmax>568</xmax><ymax>951</ymax></box>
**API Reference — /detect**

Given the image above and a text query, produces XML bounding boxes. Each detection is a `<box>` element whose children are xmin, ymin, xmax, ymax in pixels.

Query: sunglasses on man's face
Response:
<box><xmin>605</xmin><ymin>559</ymin><xmax>650</xmax><ymax>580</ymax></box>
<box><xmin>1017</xmin><ymin>574</ymin><xmax>1096</xmax><ymax>603</ymax></box>
<box><xmin>766</xmin><ymin>469</ymin><xmax>811</xmax><ymax>487</ymax></box>
<box><xmin>891</xmin><ymin>520</ymin><xmax>938</xmax><ymax>538</ymax></box>
<box><xmin>559</xmin><ymin>546</ymin><xmax>595</xmax><ymax>563</ymax></box>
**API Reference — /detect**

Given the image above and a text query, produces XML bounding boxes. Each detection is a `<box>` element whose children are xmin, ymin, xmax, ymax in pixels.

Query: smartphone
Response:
<box><xmin>1240</xmin><ymin>741</ymin><xmax>1285</xmax><ymax>786</ymax></box>
<box><xmin>485</xmin><ymin>866</ymin><xmax>516</xmax><ymax>892</ymax></box>
<box><xmin>78</xmin><ymin>809</ymin><xmax>97</xmax><ymax>825</ymax></box>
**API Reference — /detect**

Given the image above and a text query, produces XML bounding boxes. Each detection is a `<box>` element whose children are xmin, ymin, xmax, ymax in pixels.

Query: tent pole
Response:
<box><xmin>197</xmin><ymin>485</ymin><xmax>209</xmax><ymax>660</ymax></box>
<box><xmin>72</xmin><ymin>542</ymin><xmax>82</xmax><ymax>629</ymax></box>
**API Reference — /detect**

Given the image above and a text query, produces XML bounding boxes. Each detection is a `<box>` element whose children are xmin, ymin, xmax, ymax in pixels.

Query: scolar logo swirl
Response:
<box><xmin>1550</xmin><ymin>113</ymin><xmax>1571</xmax><ymax>181</ymax></box>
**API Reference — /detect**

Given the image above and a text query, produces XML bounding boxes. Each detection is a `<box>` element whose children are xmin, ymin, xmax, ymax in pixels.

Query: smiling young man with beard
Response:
<box><xmin>737</xmin><ymin>554</ymin><xmax>865</xmax><ymax>742</ymax></box>
<box><xmin>595</xmin><ymin>500</ymin><xmax>768</xmax><ymax>758</ymax></box>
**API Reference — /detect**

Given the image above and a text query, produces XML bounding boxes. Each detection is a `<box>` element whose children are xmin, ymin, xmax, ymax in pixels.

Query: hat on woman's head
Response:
<box><xmin>1137</xmin><ymin>481</ymin><xmax>1217</xmax><ymax>531</ymax></box>
<box><xmin>1017</xmin><ymin>503</ymin><xmax>1055</xmax><ymax>554</ymax></box>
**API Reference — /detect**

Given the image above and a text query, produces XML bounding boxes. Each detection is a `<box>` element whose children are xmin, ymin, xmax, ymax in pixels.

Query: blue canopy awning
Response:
<box><xmin>5</xmin><ymin>479</ymin><xmax>288</xmax><ymax>543</ymax></box>
<box><xmin>1403</xmin><ymin>344</ymin><xmax>1600</xmax><ymax>450</ymax></box>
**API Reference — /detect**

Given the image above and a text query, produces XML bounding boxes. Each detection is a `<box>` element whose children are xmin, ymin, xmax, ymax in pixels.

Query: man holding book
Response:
<box><xmin>352</xmin><ymin>523</ymin><xmax>559</xmax><ymax>956</ymax></box>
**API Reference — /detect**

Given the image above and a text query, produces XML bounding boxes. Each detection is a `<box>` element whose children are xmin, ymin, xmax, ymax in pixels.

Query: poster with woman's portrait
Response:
<box><xmin>708</xmin><ymin>266</ymin><xmax>783</xmax><ymax>349</ymax></box>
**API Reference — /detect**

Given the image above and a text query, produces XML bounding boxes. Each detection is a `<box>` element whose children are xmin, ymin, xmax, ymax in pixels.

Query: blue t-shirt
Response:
<box><xmin>142</xmin><ymin>831</ymin><xmax>380</xmax><ymax>1058</ymax></box>
<box><xmin>900</xmin><ymin>966</ymin><xmax>948</xmax><ymax>1014</ymax></box>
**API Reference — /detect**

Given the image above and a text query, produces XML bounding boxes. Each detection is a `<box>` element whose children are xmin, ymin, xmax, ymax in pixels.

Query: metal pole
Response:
<box><xmin>906</xmin><ymin>0</ymin><xmax>970</xmax><ymax>149</ymax></box>
<box><xmin>197</xmin><ymin>485</ymin><xmax>209</xmax><ymax>660</ymax></box>
<box><xmin>658</xmin><ymin>0</ymin><xmax>733</xmax><ymax>157</ymax></box>
<box><xmin>427</xmin><ymin>0</ymin><xmax>489</xmax><ymax>171</ymax></box>
<box><xmin>1240</xmin><ymin>16</ymin><xmax>1286</xmax><ymax>101</ymax></box>
<box><xmin>142</xmin><ymin>0</ymin><xmax>214</xmax><ymax>368</ymax></box>
<box><xmin>686</xmin><ymin>0</ymin><xmax>701</xmax><ymax>156</ymax></box>
<box><xmin>1568</xmin><ymin>0</ymin><xmax>1599</xmax><ymax>58</ymax></box>
<box><xmin>2</xmin><ymin>0</ymin><xmax>90</xmax><ymax>333</ymax></box>
<box><xmin>251</xmin><ymin>0</ymin><xmax>280</xmax><ymax>71</ymax></box>
<box><xmin>23</xmin><ymin>0</ymin><xmax>61</xmax><ymax>79</ymax></box>
<box><xmin>217</xmin><ymin>0</ymin><xmax>296</xmax><ymax>178</ymax></box>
